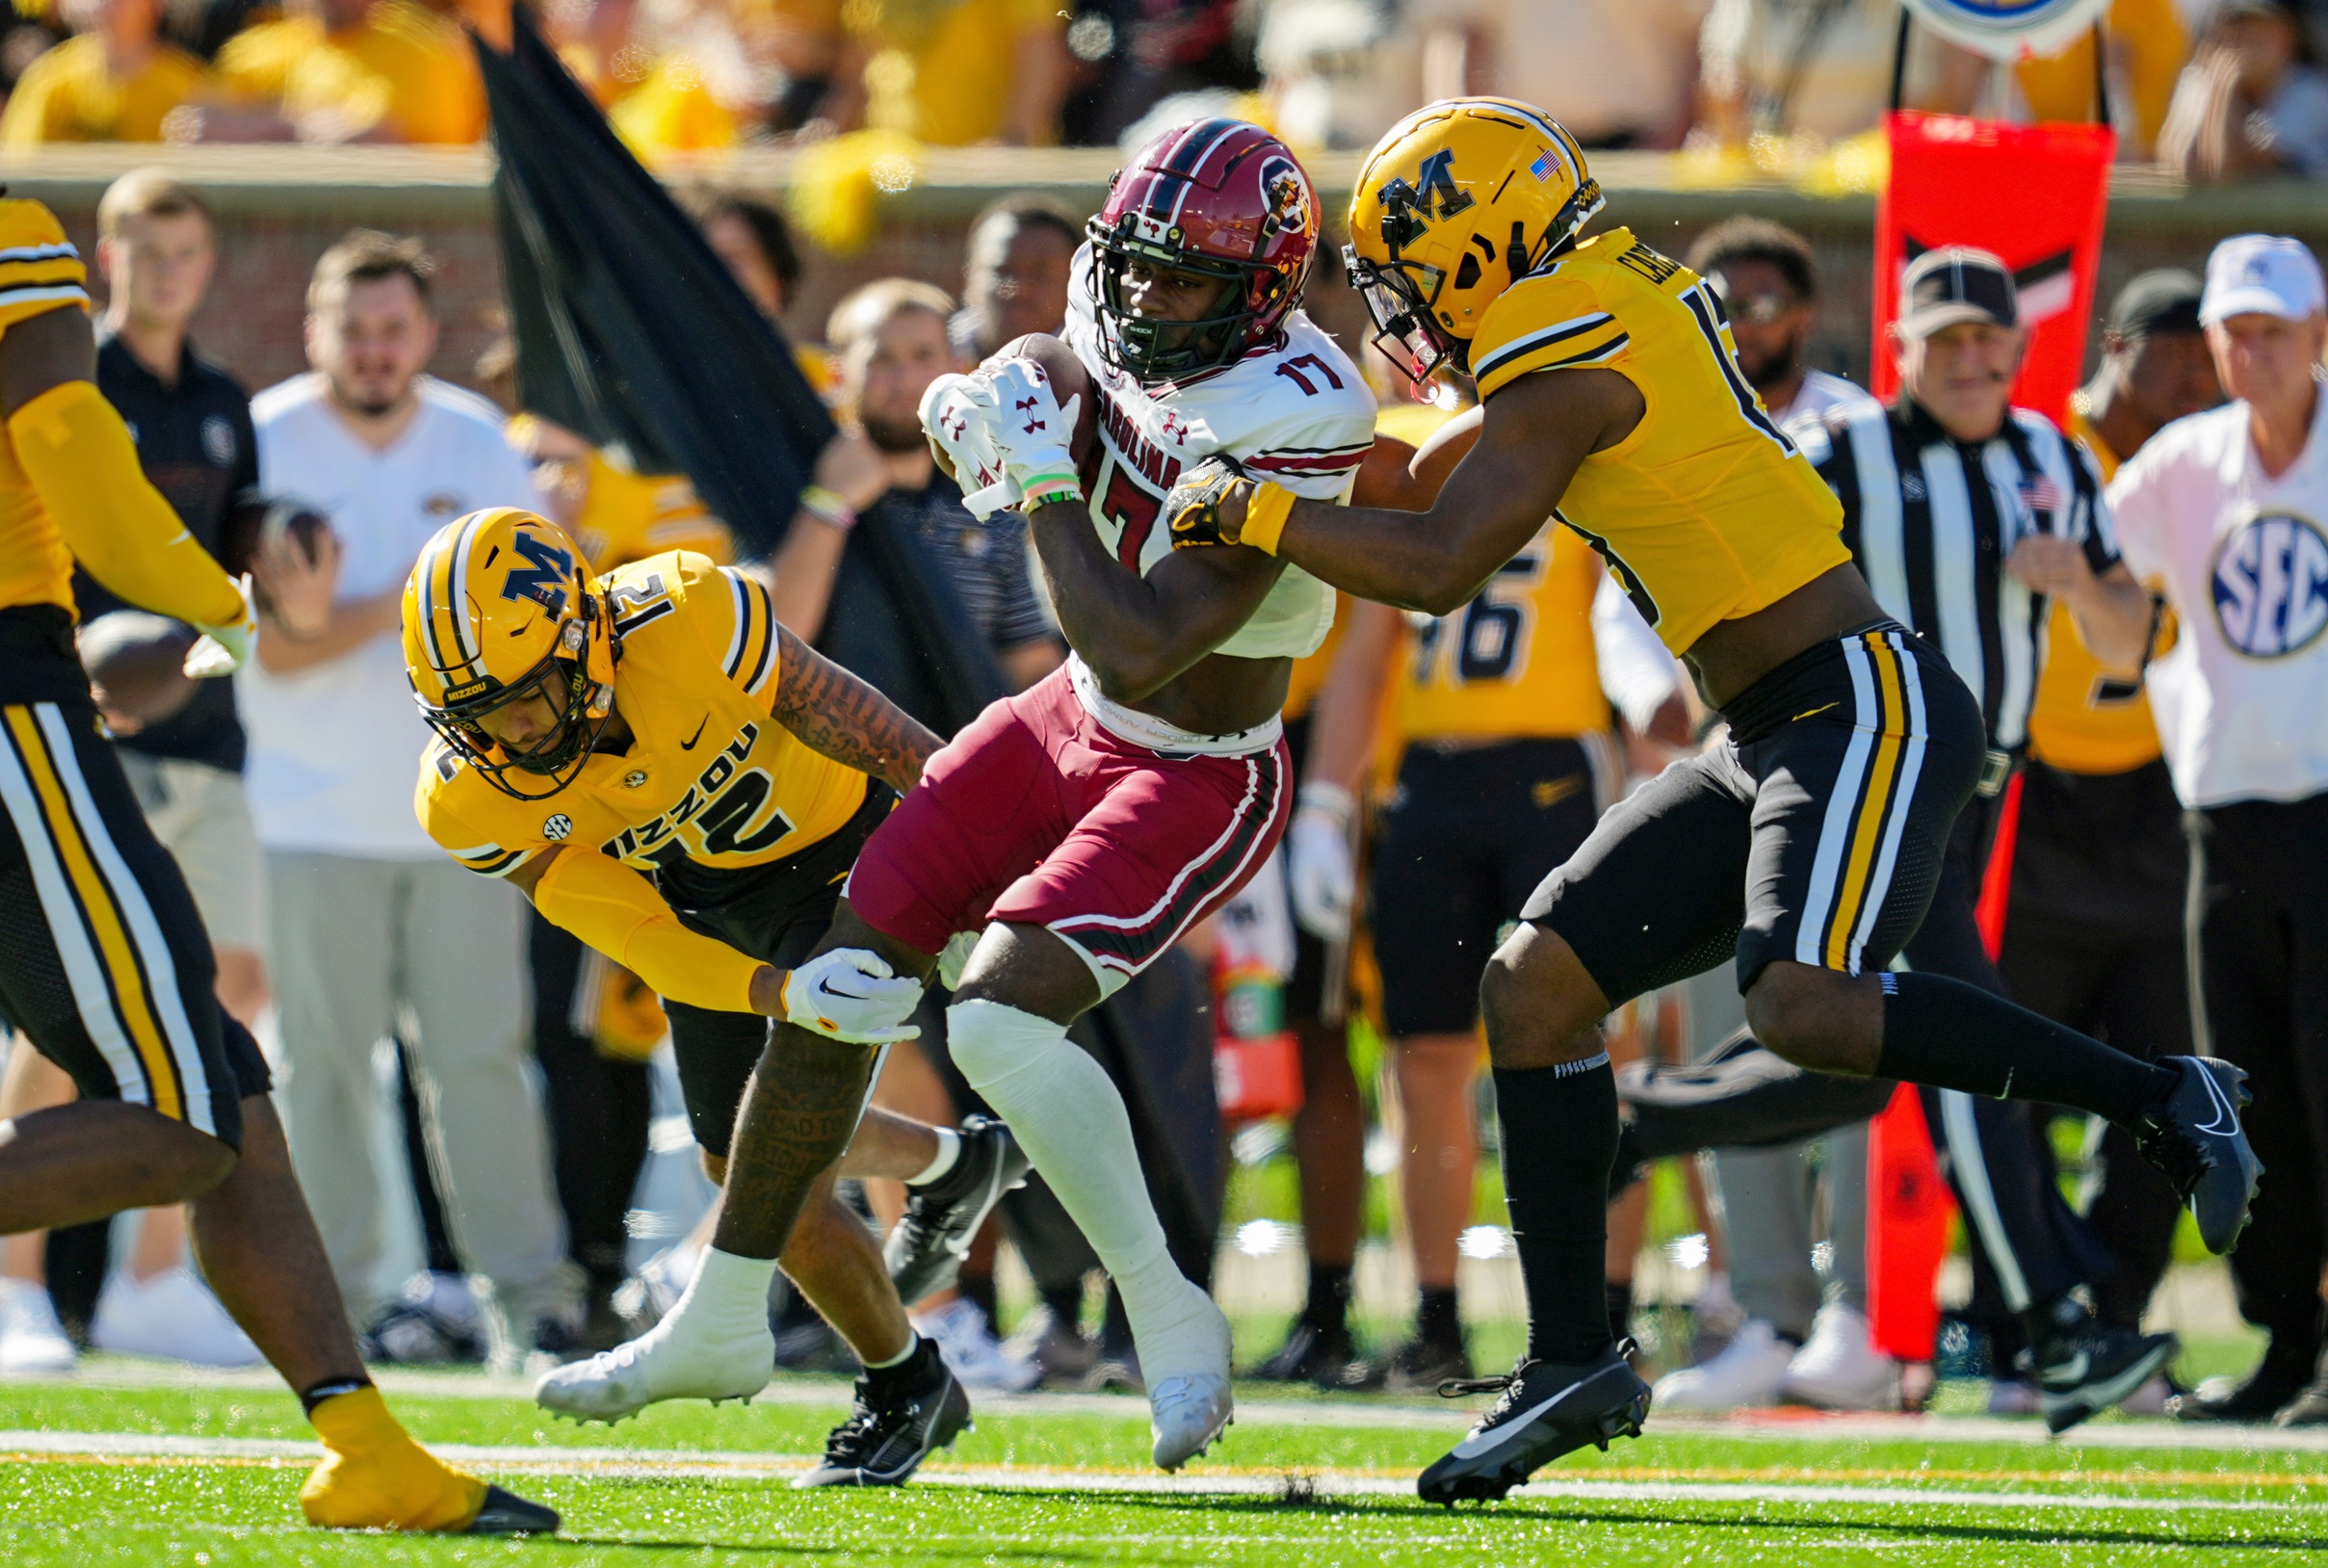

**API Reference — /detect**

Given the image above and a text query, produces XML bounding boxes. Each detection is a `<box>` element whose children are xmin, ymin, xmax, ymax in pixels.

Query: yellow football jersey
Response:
<box><xmin>0</xmin><ymin>201</ymin><xmax>96</xmax><ymax>616</ymax></box>
<box><xmin>566</xmin><ymin>449</ymin><xmax>732</xmax><ymax>574</ymax></box>
<box><xmin>1469</xmin><ymin>226</ymin><xmax>1849</xmax><ymax>658</ymax></box>
<box><xmin>2025</xmin><ymin>408</ymin><xmax>2167</xmax><ymax>775</ymax></box>
<box><xmin>0</xmin><ymin>35</ymin><xmax>207</xmax><ymax>145</ymax></box>
<box><xmin>1397</xmin><ymin>521</ymin><xmax>1609</xmax><ymax>742</ymax></box>
<box><xmin>416</xmin><ymin>551</ymin><xmax>868</xmax><ymax>880</ymax></box>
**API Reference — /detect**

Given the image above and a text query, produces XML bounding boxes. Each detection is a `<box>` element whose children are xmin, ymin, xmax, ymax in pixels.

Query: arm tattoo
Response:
<box><xmin>711</xmin><ymin>1024</ymin><xmax>876</xmax><ymax>1260</ymax></box>
<box><xmin>771</xmin><ymin>623</ymin><xmax>943</xmax><ymax>796</ymax></box>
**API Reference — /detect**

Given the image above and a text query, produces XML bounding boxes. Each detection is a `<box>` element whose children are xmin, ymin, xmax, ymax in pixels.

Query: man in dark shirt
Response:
<box><xmin>80</xmin><ymin>171</ymin><xmax>263</xmax><ymax>1020</ymax></box>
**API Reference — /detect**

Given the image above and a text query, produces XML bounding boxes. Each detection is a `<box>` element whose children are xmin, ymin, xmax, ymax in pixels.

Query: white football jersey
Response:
<box><xmin>1061</xmin><ymin>246</ymin><xmax>1374</xmax><ymax>659</ymax></box>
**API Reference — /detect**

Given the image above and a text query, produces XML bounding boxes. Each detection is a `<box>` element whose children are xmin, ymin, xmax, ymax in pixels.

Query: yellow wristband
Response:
<box><xmin>1241</xmin><ymin>483</ymin><xmax>1296</xmax><ymax>556</ymax></box>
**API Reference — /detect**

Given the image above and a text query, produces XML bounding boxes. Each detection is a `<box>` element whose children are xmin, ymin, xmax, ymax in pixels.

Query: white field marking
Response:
<box><xmin>20</xmin><ymin>1362</ymin><xmax>2328</xmax><ymax>1453</ymax></box>
<box><xmin>2</xmin><ymin>1429</ymin><xmax>2325</xmax><ymax>1520</ymax></box>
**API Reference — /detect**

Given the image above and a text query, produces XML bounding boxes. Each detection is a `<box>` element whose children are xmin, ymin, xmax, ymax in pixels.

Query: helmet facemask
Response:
<box><xmin>419</xmin><ymin>607</ymin><xmax>615</xmax><ymax>800</ymax></box>
<box><xmin>1347</xmin><ymin>247</ymin><xmax>1463</xmax><ymax>386</ymax></box>
<box><xmin>1086</xmin><ymin>219</ymin><xmax>1293</xmax><ymax>385</ymax></box>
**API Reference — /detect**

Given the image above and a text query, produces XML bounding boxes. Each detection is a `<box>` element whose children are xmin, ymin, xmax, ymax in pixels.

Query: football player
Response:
<box><xmin>1161</xmin><ymin>97</ymin><xmax>2262</xmax><ymax>1501</ymax></box>
<box><xmin>552</xmin><ymin>118</ymin><xmax>1375</xmax><ymax>1471</ymax></box>
<box><xmin>404</xmin><ymin>510</ymin><xmax>1024</xmax><ymax>1486</ymax></box>
<box><xmin>0</xmin><ymin>197</ymin><xmax>554</xmax><ymax>1534</ymax></box>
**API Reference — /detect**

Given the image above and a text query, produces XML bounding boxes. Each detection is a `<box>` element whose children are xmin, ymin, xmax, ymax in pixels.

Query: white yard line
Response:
<box><xmin>0</xmin><ymin>1428</ymin><xmax>2321</xmax><ymax>1518</ymax></box>
<box><xmin>21</xmin><ymin>1361</ymin><xmax>2328</xmax><ymax>1452</ymax></box>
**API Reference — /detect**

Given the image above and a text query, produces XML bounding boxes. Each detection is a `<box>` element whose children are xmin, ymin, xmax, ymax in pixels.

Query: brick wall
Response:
<box><xmin>21</xmin><ymin>155</ymin><xmax>2327</xmax><ymax>403</ymax></box>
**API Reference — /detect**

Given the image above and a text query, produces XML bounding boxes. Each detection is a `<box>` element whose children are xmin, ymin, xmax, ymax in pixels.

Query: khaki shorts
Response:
<box><xmin>118</xmin><ymin>753</ymin><xmax>266</xmax><ymax>952</ymax></box>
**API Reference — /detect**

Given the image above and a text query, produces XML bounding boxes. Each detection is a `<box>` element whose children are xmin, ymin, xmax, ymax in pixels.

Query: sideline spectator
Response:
<box><xmin>2106</xmin><ymin>235</ymin><xmax>2328</xmax><ymax>1424</ymax></box>
<box><xmin>827</xmin><ymin>0</ymin><xmax>1069</xmax><ymax>146</ymax></box>
<box><xmin>1452</xmin><ymin>0</ymin><xmax>1709</xmax><ymax>149</ymax></box>
<box><xmin>2001</xmin><ymin>270</ymin><xmax>2223</xmax><ymax>1411</ymax></box>
<box><xmin>198</xmin><ymin>0</ymin><xmax>485</xmax><ymax>144</ymax></box>
<box><xmin>2016</xmin><ymin>0</ymin><xmax>2190</xmax><ymax>160</ymax></box>
<box><xmin>2158</xmin><ymin>0</ymin><xmax>2328</xmax><ymax>179</ymax></box>
<box><xmin>951</xmin><ymin>196</ymin><xmax>1080</xmax><ymax>362</ymax></box>
<box><xmin>240</xmin><ymin>230</ymin><xmax>581</xmax><ymax>1355</ymax></box>
<box><xmin>1687</xmin><ymin>217</ymin><xmax>1861</xmax><ymax>425</ymax></box>
<box><xmin>1695</xmin><ymin>0</ymin><xmax>1984</xmax><ymax>146</ymax></box>
<box><xmin>0</xmin><ymin>0</ymin><xmax>204</xmax><ymax>144</ymax></box>
<box><xmin>689</xmin><ymin>190</ymin><xmax>801</xmax><ymax>325</ymax></box>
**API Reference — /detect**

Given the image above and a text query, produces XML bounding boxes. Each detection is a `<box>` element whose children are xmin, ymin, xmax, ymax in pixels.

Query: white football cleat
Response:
<box><xmin>1150</xmin><ymin>1372</ymin><xmax>1232</xmax><ymax>1471</ymax></box>
<box><xmin>1651</xmin><ymin>1319</ymin><xmax>1793</xmax><ymax>1411</ymax></box>
<box><xmin>1778</xmin><ymin>1303</ymin><xmax>1898</xmax><ymax>1411</ymax></box>
<box><xmin>0</xmin><ymin>1278</ymin><xmax>76</xmax><ymax>1374</ymax></box>
<box><xmin>533</xmin><ymin>1305</ymin><xmax>773</xmax><ymax>1422</ymax></box>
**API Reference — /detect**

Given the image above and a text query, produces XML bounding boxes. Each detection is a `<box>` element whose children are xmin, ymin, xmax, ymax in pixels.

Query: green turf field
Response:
<box><xmin>4</xmin><ymin>1362</ymin><xmax>2324</xmax><ymax>1566</ymax></box>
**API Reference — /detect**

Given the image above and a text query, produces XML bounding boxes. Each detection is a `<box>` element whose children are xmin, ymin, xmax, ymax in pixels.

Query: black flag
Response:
<box><xmin>475</xmin><ymin>10</ymin><xmax>1007</xmax><ymax>734</ymax></box>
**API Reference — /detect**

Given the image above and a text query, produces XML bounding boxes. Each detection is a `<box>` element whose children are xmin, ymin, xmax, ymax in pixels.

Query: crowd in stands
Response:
<box><xmin>0</xmin><ymin>0</ymin><xmax>2322</xmax><ymax>178</ymax></box>
<box><xmin>0</xmin><ymin>0</ymin><xmax>2323</xmax><ymax>1438</ymax></box>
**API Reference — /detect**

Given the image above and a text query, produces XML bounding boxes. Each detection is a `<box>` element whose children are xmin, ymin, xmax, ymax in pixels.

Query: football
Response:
<box><xmin>219</xmin><ymin>490</ymin><xmax>332</xmax><ymax>615</ymax></box>
<box><xmin>990</xmin><ymin>332</ymin><xmax>1099</xmax><ymax>470</ymax></box>
<box><xmin>78</xmin><ymin>609</ymin><xmax>198</xmax><ymax>729</ymax></box>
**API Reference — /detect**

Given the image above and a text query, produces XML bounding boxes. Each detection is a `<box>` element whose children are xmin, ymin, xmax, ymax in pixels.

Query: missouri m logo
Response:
<box><xmin>1377</xmin><ymin>150</ymin><xmax>1473</xmax><ymax>253</ymax></box>
<box><xmin>501</xmin><ymin>530</ymin><xmax>573</xmax><ymax>617</ymax></box>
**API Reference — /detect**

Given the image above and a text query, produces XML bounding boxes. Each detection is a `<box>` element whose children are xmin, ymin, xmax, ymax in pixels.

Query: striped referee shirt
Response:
<box><xmin>1790</xmin><ymin>397</ymin><xmax>2118</xmax><ymax>752</ymax></box>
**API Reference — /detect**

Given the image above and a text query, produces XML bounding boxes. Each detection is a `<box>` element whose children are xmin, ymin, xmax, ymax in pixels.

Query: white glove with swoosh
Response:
<box><xmin>782</xmin><ymin>948</ymin><xmax>924</xmax><ymax>1044</ymax></box>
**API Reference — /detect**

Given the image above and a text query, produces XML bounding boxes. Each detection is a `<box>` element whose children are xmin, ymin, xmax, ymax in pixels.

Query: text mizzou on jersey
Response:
<box><xmin>1467</xmin><ymin>226</ymin><xmax>1848</xmax><ymax>655</ymax></box>
<box><xmin>1062</xmin><ymin>248</ymin><xmax>1374</xmax><ymax>660</ymax></box>
<box><xmin>415</xmin><ymin>550</ymin><xmax>865</xmax><ymax>877</ymax></box>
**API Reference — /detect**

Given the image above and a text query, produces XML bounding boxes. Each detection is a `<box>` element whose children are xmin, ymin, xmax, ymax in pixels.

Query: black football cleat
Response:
<box><xmin>2133</xmin><ymin>1057</ymin><xmax>2263</xmax><ymax>1255</ymax></box>
<box><xmin>463</xmin><ymin>1483</ymin><xmax>560</xmax><ymax>1534</ymax></box>
<box><xmin>1246</xmin><ymin>1319</ymin><xmax>1360</xmax><ymax>1388</ymax></box>
<box><xmin>1417</xmin><ymin>1342</ymin><xmax>1651</xmax><ymax>1505</ymax></box>
<box><xmin>2026</xmin><ymin>1306</ymin><xmax>2178</xmax><ymax>1435</ymax></box>
<box><xmin>885</xmin><ymin>1116</ymin><xmax>1033</xmax><ymax>1307</ymax></box>
<box><xmin>795</xmin><ymin>1338</ymin><xmax>971</xmax><ymax>1488</ymax></box>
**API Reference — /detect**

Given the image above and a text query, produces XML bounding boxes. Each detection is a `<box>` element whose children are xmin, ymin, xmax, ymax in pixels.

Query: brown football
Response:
<box><xmin>219</xmin><ymin>491</ymin><xmax>331</xmax><ymax>615</ymax></box>
<box><xmin>991</xmin><ymin>332</ymin><xmax>1099</xmax><ymax>471</ymax></box>
<box><xmin>79</xmin><ymin>610</ymin><xmax>198</xmax><ymax>729</ymax></box>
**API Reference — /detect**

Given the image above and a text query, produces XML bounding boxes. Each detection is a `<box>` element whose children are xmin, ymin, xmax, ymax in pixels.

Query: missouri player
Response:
<box><xmin>554</xmin><ymin>118</ymin><xmax>1375</xmax><ymax>1472</ymax></box>
<box><xmin>0</xmin><ymin>197</ymin><xmax>554</xmax><ymax>1534</ymax></box>
<box><xmin>405</xmin><ymin>510</ymin><xmax>1017</xmax><ymax>1487</ymax></box>
<box><xmin>1163</xmin><ymin>96</ymin><xmax>2261</xmax><ymax>1501</ymax></box>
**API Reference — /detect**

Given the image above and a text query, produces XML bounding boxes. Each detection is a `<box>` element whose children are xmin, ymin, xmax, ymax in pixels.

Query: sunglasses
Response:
<box><xmin>1716</xmin><ymin>287</ymin><xmax>1803</xmax><ymax>326</ymax></box>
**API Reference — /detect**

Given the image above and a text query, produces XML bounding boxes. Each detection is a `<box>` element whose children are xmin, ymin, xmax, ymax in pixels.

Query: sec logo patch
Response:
<box><xmin>2212</xmin><ymin>511</ymin><xmax>2328</xmax><ymax>659</ymax></box>
<box><xmin>542</xmin><ymin>814</ymin><xmax>573</xmax><ymax>841</ymax></box>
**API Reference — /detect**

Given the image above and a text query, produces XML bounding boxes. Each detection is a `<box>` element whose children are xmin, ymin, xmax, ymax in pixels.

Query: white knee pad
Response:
<box><xmin>946</xmin><ymin>998</ymin><xmax>1068</xmax><ymax>1090</ymax></box>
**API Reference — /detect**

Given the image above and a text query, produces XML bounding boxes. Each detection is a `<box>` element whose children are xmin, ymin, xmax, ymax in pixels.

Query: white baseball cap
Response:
<box><xmin>2200</xmin><ymin>234</ymin><xmax>2326</xmax><ymax>326</ymax></box>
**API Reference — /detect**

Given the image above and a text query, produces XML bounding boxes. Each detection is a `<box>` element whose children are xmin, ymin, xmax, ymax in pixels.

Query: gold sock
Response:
<box><xmin>301</xmin><ymin>1386</ymin><xmax>485</xmax><ymax>1532</ymax></box>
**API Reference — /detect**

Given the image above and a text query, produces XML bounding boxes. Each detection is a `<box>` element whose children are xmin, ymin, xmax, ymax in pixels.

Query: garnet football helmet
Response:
<box><xmin>402</xmin><ymin>509</ymin><xmax>616</xmax><ymax>800</ymax></box>
<box><xmin>1086</xmin><ymin>118</ymin><xmax>1321</xmax><ymax>384</ymax></box>
<box><xmin>1345</xmin><ymin>98</ymin><xmax>1603</xmax><ymax>384</ymax></box>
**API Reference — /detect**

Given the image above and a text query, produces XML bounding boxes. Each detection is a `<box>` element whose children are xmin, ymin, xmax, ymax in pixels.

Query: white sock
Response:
<box><xmin>947</xmin><ymin>999</ymin><xmax>1226</xmax><ymax>1382</ymax></box>
<box><xmin>907</xmin><ymin>1127</ymin><xmax>962</xmax><ymax>1188</ymax></box>
<box><xmin>669</xmin><ymin>1246</ymin><xmax>778</xmax><ymax>1340</ymax></box>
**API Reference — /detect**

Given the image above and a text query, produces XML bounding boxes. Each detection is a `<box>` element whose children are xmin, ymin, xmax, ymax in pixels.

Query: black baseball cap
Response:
<box><xmin>2107</xmin><ymin>269</ymin><xmax>2204</xmax><ymax>340</ymax></box>
<box><xmin>1898</xmin><ymin>247</ymin><xmax>2018</xmax><ymax>338</ymax></box>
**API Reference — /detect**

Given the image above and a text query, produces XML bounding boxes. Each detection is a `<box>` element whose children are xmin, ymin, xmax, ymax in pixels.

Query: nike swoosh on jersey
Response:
<box><xmin>1448</xmin><ymin>1371</ymin><xmax>1595</xmax><ymax>1459</ymax></box>
<box><xmin>1792</xmin><ymin>702</ymin><xmax>1841</xmax><ymax>722</ymax></box>
<box><xmin>680</xmin><ymin>716</ymin><xmax>710</xmax><ymax>750</ymax></box>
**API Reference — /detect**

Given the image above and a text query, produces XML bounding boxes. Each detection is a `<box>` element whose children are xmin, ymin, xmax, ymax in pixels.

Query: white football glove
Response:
<box><xmin>934</xmin><ymin>928</ymin><xmax>984</xmax><ymax>992</ymax></box>
<box><xmin>983</xmin><ymin>356</ymin><xmax>1083</xmax><ymax>507</ymax></box>
<box><xmin>1286</xmin><ymin>782</ymin><xmax>1358</xmax><ymax>942</ymax></box>
<box><xmin>183</xmin><ymin>576</ymin><xmax>257</xmax><ymax>678</ymax></box>
<box><xmin>782</xmin><ymin>947</ymin><xmax>924</xmax><ymax>1044</ymax></box>
<box><xmin>918</xmin><ymin>373</ymin><xmax>1019</xmax><ymax>519</ymax></box>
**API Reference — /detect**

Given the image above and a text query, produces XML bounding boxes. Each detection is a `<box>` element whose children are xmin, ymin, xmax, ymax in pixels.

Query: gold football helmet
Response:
<box><xmin>1345</xmin><ymin>98</ymin><xmax>1603</xmax><ymax>383</ymax></box>
<box><xmin>402</xmin><ymin>508</ymin><xmax>616</xmax><ymax>799</ymax></box>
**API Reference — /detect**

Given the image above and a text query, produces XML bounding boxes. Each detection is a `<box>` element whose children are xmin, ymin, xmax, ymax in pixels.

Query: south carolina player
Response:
<box><xmin>556</xmin><ymin>118</ymin><xmax>1371</xmax><ymax>1471</ymax></box>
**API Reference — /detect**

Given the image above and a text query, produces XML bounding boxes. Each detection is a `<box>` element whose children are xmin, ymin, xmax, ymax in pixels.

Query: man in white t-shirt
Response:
<box><xmin>2106</xmin><ymin>233</ymin><xmax>2328</xmax><ymax>1426</ymax></box>
<box><xmin>241</xmin><ymin>231</ymin><xmax>580</xmax><ymax>1355</ymax></box>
